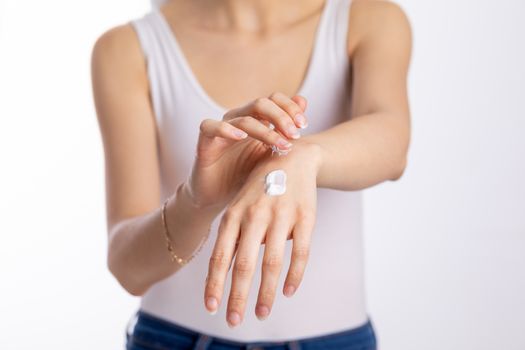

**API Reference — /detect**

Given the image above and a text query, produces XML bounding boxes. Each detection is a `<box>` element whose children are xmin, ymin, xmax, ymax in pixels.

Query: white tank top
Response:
<box><xmin>129</xmin><ymin>0</ymin><xmax>367</xmax><ymax>342</ymax></box>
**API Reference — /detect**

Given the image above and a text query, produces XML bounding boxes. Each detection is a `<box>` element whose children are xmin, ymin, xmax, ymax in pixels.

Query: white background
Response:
<box><xmin>1</xmin><ymin>0</ymin><xmax>524</xmax><ymax>349</ymax></box>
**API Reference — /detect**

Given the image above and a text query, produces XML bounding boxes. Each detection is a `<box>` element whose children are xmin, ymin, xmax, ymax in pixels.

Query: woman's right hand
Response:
<box><xmin>182</xmin><ymin>92</ymin><xmax>309</xmax><ymax>213</ymax></box>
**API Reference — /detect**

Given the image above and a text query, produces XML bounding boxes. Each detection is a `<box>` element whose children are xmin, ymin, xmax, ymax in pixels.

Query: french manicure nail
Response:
<box><xmin>288</xmin><ymin>125</ymin><xmax>301</xmax><ymax>139</ymax></box>
<box><xmin>227</xmin><ymin>311</ymin><xmax>241</xmax><ymax>327</ymax></box>
<box><xmin>233</xmin><ymin>129</ymin><xmax>248</xmax><ymax>138</ymax></box>
<box><xmin>284</xmin><ymin>285</ymin><xmax>295</xmax><ymax>297</ymax></box>
<box><xmin>294</xmin><ymin>113</ymin><xmax>308</xmax><ymax>128</ymax></box>
<box><xmin>256</xmin><ymin>305</ymin><xmax>270</xmax><ymax>320</ymax></box>
<box><xmin>277</xmin><ymin>138</ymin><xmax>293</xmax><ymax>149</ymax></box>
<box><xmin>206</xmin><ymin>297</ymin><xmax>218</xmax><ymax>314</ymax></box>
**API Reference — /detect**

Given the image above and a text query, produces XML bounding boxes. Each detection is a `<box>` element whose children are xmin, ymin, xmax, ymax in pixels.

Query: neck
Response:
<box><xmin>191</xmin><ymin>0</ymin><xmax>324</xmax><ymax>33</ymax></box>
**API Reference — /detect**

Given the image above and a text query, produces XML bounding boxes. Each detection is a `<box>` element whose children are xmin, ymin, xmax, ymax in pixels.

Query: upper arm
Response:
<box><xmin>347</xmin><ymin>0</ymin><xmax>412</xmax><ymax>118</ymax></box>
<box><xmin>91</xmin><ymin>23</ymin><xmax>161</xmax><ymax>233</ymax></box>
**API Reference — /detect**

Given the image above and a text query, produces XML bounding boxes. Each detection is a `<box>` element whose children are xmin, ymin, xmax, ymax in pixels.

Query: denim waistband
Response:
<box><xmin>126</xmin><ymin>310</ymin><xmax>376</xmax><ymax>350</ymax></box>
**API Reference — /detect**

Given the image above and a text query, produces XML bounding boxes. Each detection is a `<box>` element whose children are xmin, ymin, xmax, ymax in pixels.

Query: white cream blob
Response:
<box><xmin>265</xmin><ymin>169</ymin><xmax>287</xmax><ymax>196</ymax></box>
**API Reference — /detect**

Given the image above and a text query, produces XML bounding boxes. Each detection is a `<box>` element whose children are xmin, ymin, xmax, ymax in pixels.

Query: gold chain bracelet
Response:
<box><xmin>161</xmin><ymin>192</ymin><xmax>211</xmax><ymax>266</ymax></box>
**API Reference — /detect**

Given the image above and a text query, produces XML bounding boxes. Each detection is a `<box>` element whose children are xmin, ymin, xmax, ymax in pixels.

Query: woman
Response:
<box><xmin>91</xmin><ymin>0</ymin><xmax>411</xmax><ymax>348</ymax></box>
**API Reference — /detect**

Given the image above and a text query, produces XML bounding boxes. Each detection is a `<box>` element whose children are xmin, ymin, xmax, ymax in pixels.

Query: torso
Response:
<box><xmin>128</xmin><ymin>0</ymin><xmax>369</xmax><ymax>342</ymax></box>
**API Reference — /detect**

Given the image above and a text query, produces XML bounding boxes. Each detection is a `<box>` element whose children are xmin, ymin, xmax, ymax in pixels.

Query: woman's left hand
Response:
<box><xmin>203</xmin><ymin>139</ymin><xmax>323</xmax><ymax>327</ymax></box>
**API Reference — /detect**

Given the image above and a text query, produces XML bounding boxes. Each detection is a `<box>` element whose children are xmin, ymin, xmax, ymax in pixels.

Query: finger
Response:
<box><xmin>283</xmin><ymin>208</ymin><xmax>316</xmax><ymax>298</ymax></box>
<box><xmin>204</xmin><ymin>208</ymin><xmax>241</xmax><ymax>315</ymax></box>
<box><xmin>226</xmin><ymin>207</ymin><xmax>269</xmax><ymax>328</ymax></box>
<box><xmin>255</xmin><ymin>211</ymin><xmax>291</xmax><ymax>320</ymax></box>
<box><xmin>292</xmin><ymin>94</ymin><xmax>307</xmax><ymax>111</ymax></box>
<box><xmin>199</xmin><ymin>118</ymin><xmax>248</xmax><ymax>141</ymax></box>
<box><xmin>268</xmin><ymin>92</ymin><xmax>308</xmax><ymax>129</ymax></box>
<box><xmin>228</xmin><ymin>115</ymin><xmax>293</xmax><ymax>151</ymax></box>
<box><xmin>232</xmin><ymin>97</ymin><xmax>301</xmax><ymax>140</ymax></box>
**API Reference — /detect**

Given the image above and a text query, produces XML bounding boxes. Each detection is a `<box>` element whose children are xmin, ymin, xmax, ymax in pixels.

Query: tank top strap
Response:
<box><xmin>129</xmin><ymin>11</ymin><xmax>186</xmax><ymax>124</ymax></box>
<box><xmin>319</xmin><ymin>0</ymin><xmax>353</xmax><ymax>69</ymax></box>
<box><xmin>129</xmin><ymin>11</ymin><xmax>173</xmax><ymax>68</ymax></box>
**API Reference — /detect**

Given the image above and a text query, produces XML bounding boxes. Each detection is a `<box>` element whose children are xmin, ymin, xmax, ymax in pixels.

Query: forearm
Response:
<box><xmin>107</xmin><ymin>182</ymin><xmax>219</xmax><ymax>296</ymax></box>
<box><xmin>302</xmin><ymin>111</ymin><xmax>410</xmax><ymax>190</ymax></box>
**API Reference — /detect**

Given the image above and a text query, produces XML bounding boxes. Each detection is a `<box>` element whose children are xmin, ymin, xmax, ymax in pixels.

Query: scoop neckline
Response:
<box><xmin>154</xmin><ymin>1</ymin><xmax>330</xmax><ymax>115</ymax></box>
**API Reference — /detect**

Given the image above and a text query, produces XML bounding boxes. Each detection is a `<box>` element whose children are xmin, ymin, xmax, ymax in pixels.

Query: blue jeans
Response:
<box><xmin>125</xmin><ymin>310</ymin><xmax>377</xmax><ymax>350</ymax></box>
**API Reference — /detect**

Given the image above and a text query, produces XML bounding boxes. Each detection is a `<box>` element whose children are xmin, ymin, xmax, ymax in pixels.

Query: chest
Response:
<box><xmin>164</xmin><ymin>12</ymin><xmax>329</xmax><ymax>110</ymax></box>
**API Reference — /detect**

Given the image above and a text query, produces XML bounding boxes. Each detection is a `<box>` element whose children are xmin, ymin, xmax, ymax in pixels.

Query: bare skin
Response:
<box><xmin>91</xmin><ymin>0</ymin><xmax>411</xmax><ymax>328</ymax></box>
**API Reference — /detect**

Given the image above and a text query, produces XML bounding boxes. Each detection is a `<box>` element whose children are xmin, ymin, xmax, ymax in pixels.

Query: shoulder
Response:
<box><xmin>91</xmin><ymin>23</ymin><xmax>147</xmax><ymax>84</ymax></box>
<box><xmin>90</xmin><ymin>22</ymin><xmax>152</xmax><ymax>134</ymax></box>
<box><xmin>347</xmin><ymin>0</ymin><xmax>412</xmax><ymax>57</ymax></box>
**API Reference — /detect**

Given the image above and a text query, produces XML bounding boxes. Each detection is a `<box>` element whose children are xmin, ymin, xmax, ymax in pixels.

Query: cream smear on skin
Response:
<box><xmin>265</xmin><ymin>169</ymin><xmax>287</xmax><ymax>196</ymax></box>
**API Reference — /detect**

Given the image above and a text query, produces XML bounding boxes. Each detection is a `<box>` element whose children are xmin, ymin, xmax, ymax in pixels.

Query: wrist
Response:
<box><xmin>161</xmin><ymin>182</ymin><xmax>216</xmax><ymax>267</ymax></box>
<box><xmin>256</xmin><ymin>137</ymin><xmax>323</xmax><ymax>184</ymax></box>
<box><xmin>290</xmin><ymin>138</ymin><xmax>324</xmax><ymax>180</ymax></box>
<box><xmin>175</xmin><ymin>181</ymin><xmax>221</xmax><ymax>220</ymax></box>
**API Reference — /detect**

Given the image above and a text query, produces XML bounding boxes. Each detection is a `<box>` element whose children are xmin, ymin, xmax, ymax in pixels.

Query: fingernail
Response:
<box><xmin>284</xmin><ymin>285</ymin><xmax>295</xmax><ymax>297</ymax></box>
<box><xmin>227</xmin><ymin>311</ymin><xmax>241</xmax><ymax>328</ymax></box>
<box><xmin>206</xmin><ymin>297</ymin><xmax>218</xmax><ymax>314</ymax></box>
<box><xmin>256</xmin><ymin>305</ymin><xmax>270</xmax><ymax>320</ymax></box>
<box><xmin>294</xmin><ymin>113</ymin><xmax>308</xmax><ymax>128</ymax></box>
<box><xmin>233</xmin><ymin>129</ymin><xmax>248</xmax><ymax>138</ymax></box>
<box><xmin>277</xmin><ymin>138</ymin><xmax>293</xmax><ymax>149</ymax></box>
<box><xmin>288</xmin><ymin>125</ymin><xmax>301</xmax><ymax>139</ymax></box>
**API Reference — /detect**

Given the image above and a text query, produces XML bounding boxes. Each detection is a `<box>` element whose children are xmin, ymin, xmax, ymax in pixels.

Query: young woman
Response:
<box><xmin>91</xmin><ymin>0</ymin><xmax>411</xmax><ymax>348</ymax></box>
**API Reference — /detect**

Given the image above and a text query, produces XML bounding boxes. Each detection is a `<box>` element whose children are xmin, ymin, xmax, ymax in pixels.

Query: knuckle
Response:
<box><xmin>262</xmin><ymin>253</ymin><xmax>282</xmax><ymax>271</ymax></box>
<box><xmin>287</xmin><ymin>103</ymin><xmax>302</xmax><ymax>116</ymax></box>
<box><xmin>246</xmin><ymin>205</ymin><xmax>266</xmax><ymax>222</ymax></box>
<box><xmin>259</xmin><ymin>289</ymin><xmax>275</xmax><ymax>302</ymax></box>
<box><xmin>287</xmin><ymin>269</ymin><xmax>303</xmax><ymax>283</ymax></box>
<box><xmin>228</xmin><ymin>291</ymin><xmax>245</xmax><ymax>308</ymax></box>
<box><xmin>285</xmin><ymin>120</ymin><xmax>297</xmax><ymax>129</ymax></box>
<box><xmin>271</xmin><ymin>205</ymin><xmax>291</xmax><ymax>219</ymax></box>
<box><xmin>268</xmin><ymin>91</ymin><xmax>283</xmax><ymax>100</ymax></box>
<box><xmin>205</xmin><ymin>277</ymin><xmax>220</xmax><ymax>291</ymax></box>
<box><xmin>223</xmin><ymin>208</ymin><xmax>240</xmax><ymax>223</ymax></box>
<box><xmin>264</xmin><ymin>127</ymin><xmax>277</xmax><ymax>140</ymax></box>
<box><xmin>296</xmin><ymin>207</ymin><xmax>315</xmax><ymax>221</ymax></box>
<box><xmin>233</xmin><ymin>256</ymin><xmax>254</xmax><ymax>277</ymax></box>
<box><xmin>238</xmin><ymin>115</ymin><xmax>255</xmax><ymax>128</ymax></box>
<box><xmin>293</xmin><ymin>246</ymin><xmax>310</xmax><ymax>260</ymax></box>
<box><xmin>278</xmin><ymin>118</ymin><xmax>296</xmax><ymax>133</ymax></box>
<box><xmin>218</xmin><ymin>120</ymin><xmax>231</xmax><ymax>133</ymax></box>
<box><xmin>209</xmin><ymin>251</ymin><xmax>230</xmax><ymax>270</ymax></box>
<box><xmin>253</xmin><ymin>97</ymin><xmax>269</xmax><ymax>112</ymax></box>
<box><xmin>273</xmin><ymin>214</ymin><xmax>290</xmax><ymax>228</ymax></box>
